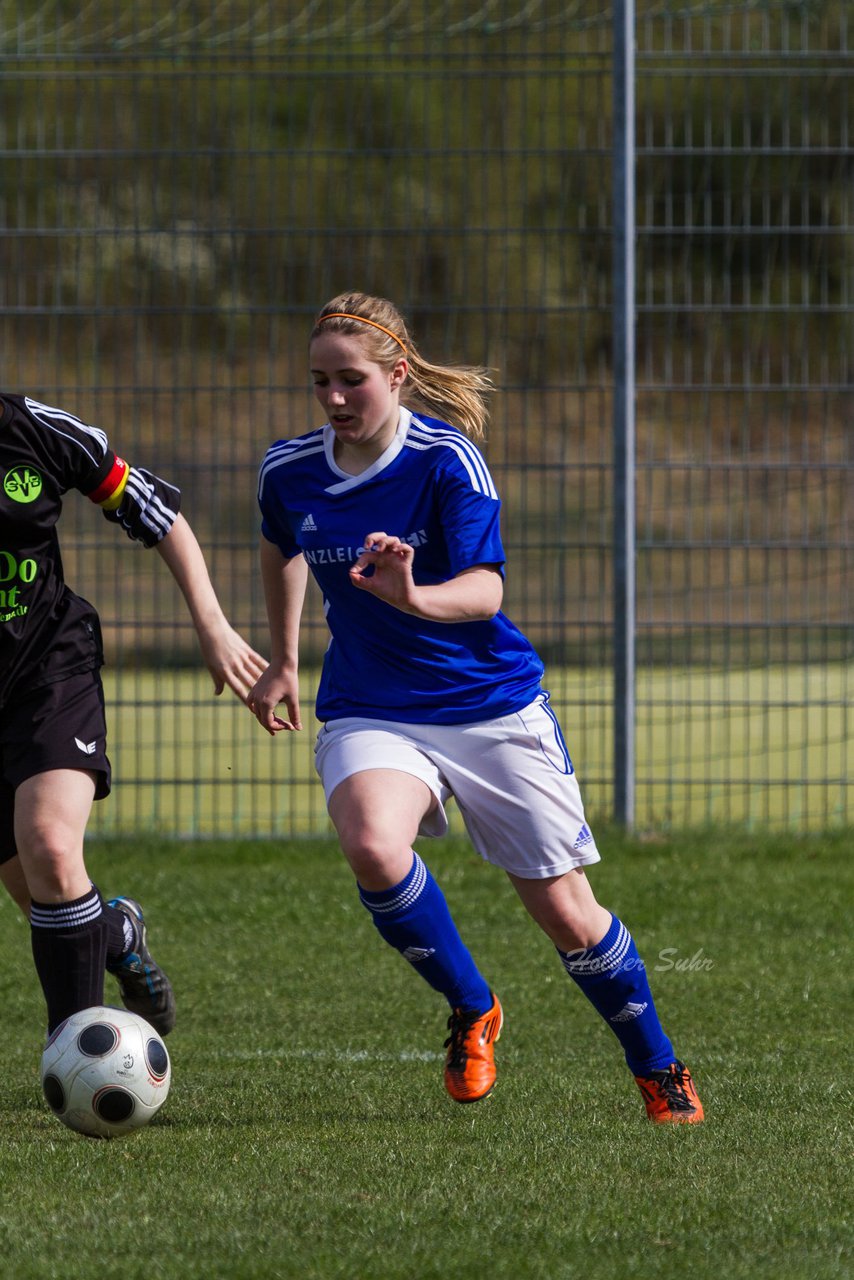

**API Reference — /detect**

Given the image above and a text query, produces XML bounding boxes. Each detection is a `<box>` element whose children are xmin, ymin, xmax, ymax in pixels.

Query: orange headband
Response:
<box><xmin>317</xmin><ymin>312</ymin><xmax>407</xmax><ymax>353</ymax></box>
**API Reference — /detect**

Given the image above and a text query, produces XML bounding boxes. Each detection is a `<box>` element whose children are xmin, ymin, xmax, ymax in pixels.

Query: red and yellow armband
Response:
<box><xmin>86</xmin><ymin>455</ymin><xmax>130</xmax><ymax>511</ymax></box>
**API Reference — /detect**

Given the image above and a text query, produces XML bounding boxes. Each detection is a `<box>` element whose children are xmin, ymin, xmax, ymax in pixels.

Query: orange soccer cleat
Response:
<box><xmin>443</xmin><ymin>992</ymin><xmax>503</xmax><ymax>1103</ymax></box>
<box><xmin>634</xmin><ymin>1060</ymin><xmax>704</xmax><ymax>1124</ymax></box>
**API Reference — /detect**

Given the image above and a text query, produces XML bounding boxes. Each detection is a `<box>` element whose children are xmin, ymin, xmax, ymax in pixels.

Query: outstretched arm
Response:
<box><xmin>246</xmin><ymin>536</ymin><xmax>308</xmax><ymax>735</ymax></box>
<box><xmin>155</xmin><ymin>513</ymin><xmax>268</xmax><ymax>702</ymax></box>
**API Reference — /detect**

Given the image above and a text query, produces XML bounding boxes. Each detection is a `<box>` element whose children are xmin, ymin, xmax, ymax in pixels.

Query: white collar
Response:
<box><xmin>323</xmin><ymin>407</ymin><xmax>412</xmax><ymax>494</ymax></box>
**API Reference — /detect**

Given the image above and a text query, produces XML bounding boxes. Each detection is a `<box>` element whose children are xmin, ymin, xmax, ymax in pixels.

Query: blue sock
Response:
<box><xmin>359</xmin><ymin>852</ymin><xmax>493</xmax><ymax>1014</ymax></box>
<box><xmin>558</xmin><ymin>914</ymin><xmax>675</xmax><ymax>1075</ymax></box>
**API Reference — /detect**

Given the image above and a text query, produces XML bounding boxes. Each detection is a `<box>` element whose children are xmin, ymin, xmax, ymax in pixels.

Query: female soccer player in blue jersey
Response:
<box><xmin>0</xmin><ymin>393</ymin><xmax>267</xmax><ymax>1038</ymax></box>
<box><xmin>249</xmin><ymin>292</ymin><xmax>703</xmax><ymax>1123</ymax></box>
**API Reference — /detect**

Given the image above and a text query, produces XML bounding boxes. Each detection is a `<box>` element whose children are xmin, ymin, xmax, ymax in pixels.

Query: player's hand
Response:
<box><xmin>246</xmin><ymin>664</ymin><xmax>302</xmax><ymax>735</ymax></box>
<box><xmin>198</xmin><ymin>622</ymin><xmax>269</xmax><ymax>703</ymax></box>
<box><xmin>349</xmin><ymin>531</ymin><xmax>418</xmax><ymax>612</ymax></box>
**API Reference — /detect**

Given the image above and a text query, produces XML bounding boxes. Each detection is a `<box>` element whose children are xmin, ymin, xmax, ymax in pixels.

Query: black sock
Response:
<box><xmin>30</xmin><ymin>887</ymin><xmax>108</xmax><ymax>1033</ymax></box>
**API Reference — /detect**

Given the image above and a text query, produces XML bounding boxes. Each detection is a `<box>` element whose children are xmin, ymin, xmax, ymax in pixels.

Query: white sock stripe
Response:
<box><xmin>360</xmin><ymin>853</ymin><xmax>428</xmax><ymax>915</ymax></box>
<box><xmin>30</xmin><ymin>893</ymin><xmax>103</xmax><ymax>930</ymax></box>
<box><xmin>560</xmin><ymin>921</ymin><xmax>631</xmax><ymax>978</ymax></box>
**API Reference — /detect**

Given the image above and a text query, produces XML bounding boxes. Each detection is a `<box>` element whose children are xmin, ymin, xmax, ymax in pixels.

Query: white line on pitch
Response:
<box><xmin>212</xmin><ymin>1047</ymin><xmax>445</xmax><ymax>1063</ymax></box>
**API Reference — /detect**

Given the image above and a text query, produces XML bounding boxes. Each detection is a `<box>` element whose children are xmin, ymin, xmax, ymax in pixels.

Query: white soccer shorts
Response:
<box><xmin>314</xmin><ymin>693</ymin><xmax>601</xmax><ymax>879</ymax></box>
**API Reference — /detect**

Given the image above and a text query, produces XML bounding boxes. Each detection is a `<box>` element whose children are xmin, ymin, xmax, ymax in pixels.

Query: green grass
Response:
<box><xmin>90</xmin><ymin>664</ymin><xmax>853</xmax><ymax>838</ymax></box>
<box><xmin>0</xmin><ymin>830</ymin><xmax>851</xmax><ymax>1279</ymax></box>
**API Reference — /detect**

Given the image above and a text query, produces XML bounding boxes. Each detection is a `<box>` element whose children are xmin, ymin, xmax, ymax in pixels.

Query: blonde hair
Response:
<box><xmin>312</xmin><ymin>292</ymin><xmax>493</xmax><ymax>440</ymax></box>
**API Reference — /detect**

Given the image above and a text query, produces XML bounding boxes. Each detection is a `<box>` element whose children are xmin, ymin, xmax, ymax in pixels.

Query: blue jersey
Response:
<box><xmin>257</xmin><ymin>408</ymin><xmax>544</xmax><ymax>725</ymax></box>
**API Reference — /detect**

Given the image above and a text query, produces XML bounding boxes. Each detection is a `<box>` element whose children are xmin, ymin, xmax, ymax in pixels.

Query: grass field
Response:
<box><xmin>90</xmin><ymin>663</ymin><xmax>853</xmax><ymax>838</ymax></box>
<box><xmin>0</xmin><ymin>829</ymin><xmax>850</xmax><ymax>1279</ymax></box>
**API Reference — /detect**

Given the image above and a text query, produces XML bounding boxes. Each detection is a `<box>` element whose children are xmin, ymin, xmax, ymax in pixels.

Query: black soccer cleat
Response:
<box><xmin>106</xmin><ymin>897</ymin><xmax>176</xmax><ymax>1036</ymax></box>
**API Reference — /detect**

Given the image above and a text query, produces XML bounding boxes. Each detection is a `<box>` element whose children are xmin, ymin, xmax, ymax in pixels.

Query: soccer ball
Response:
<box><xmin>41</xmin><ymin>1005</ymin><xmax>171</xmax><ymax>1139</ymax></box>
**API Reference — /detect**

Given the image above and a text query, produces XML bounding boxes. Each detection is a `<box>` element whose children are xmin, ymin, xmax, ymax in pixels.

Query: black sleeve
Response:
<box><xmin>101</xmin><ymin>465</ymin><xmax>182</xmax><ymax>547</ymax></box>
<box><xmin>19</xmin><ymin>396</ymin><xmax>181</xmax><ymax>547</ymax></box>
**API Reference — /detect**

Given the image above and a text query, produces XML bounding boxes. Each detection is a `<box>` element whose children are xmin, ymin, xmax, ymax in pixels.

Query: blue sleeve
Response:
<box><xmin>258</xmin><ymin>464</ymin><xmax>300</xmax><ymax>559</ymax></box>
<box><xmin>435</xmin><ymin>457</ymin><xmax>506</xmax><ymax>578</ymax></box>
<box><xmin>260</xmin><ymin>515</ymin><xmax>299</xmax><ymax>558</ymax></box>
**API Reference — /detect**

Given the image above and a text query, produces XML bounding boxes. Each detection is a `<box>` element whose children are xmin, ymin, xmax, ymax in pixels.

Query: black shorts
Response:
<box><xmin>0</xmin><ymin>669</ymin><xmax>112</xmax><ymax>864</ymax></box>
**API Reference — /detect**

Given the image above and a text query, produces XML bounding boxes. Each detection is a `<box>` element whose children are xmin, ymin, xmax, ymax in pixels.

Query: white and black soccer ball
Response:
<box><xmin>41</xmin><ymin>1006</ymin><xmax>171</xmax><ymax>1139</ymax></box>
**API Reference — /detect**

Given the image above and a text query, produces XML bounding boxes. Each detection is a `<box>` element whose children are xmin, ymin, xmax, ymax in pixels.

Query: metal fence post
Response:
<box><xmin>612</xmin><ymin>0</ymin><xmax>636</xmax><ymax>827</ymax></box>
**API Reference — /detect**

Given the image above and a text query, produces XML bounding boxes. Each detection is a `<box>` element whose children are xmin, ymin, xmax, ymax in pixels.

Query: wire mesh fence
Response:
<box><xmin>1</xmin><ymin>1</ymin><xmax>850</xmax><ymax>835</ymax></box>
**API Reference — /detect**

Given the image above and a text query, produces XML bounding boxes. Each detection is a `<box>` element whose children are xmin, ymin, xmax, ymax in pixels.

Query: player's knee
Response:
<box><xmin>338</xmin><ymin>829</ymin><xmax>413</xmax><ymax>890</ymax></box>
<box><xmin>16</xmin><ymin>827</ymin><xmax>83</xmax><ymax>898</ymax></box>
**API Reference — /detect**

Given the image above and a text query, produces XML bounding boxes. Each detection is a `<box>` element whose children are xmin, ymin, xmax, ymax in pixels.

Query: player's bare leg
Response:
<box><xmin>14</xmin><ymin>768</ymin><xmax>95</xmax><ymax>903</ymax></box>
<box><xmin>15</xmin><ymin>769</ymin><xmax>175</xmax><ymax>1035</ymax></box>
<box><xmin>15</xmin><ymin>769</ymin><xmax>105</xmax><ymax>1030</ymax></box>
<box><xmin>328</xmin><ymin>767</ymin><xmax>430</xmax><ymax>888</ymax></box>
<box><xmin>508</xmin><ymin>866</ymin><xmax>703</xmax><ymax>1123</ymax></box>
<box><xmin>329</xmin><ymin>768</ymin><xmax>500</xmax><ymax>1102</ymax></box>
<box><xmin>0</xmin><ymin>854</ymin><xmax>31</xmax><ymax>918</ymax></box>
<box><xmin>506</xmin><ymin>865</ymin><xmax>612</xmax><ymax>951</ymax></box>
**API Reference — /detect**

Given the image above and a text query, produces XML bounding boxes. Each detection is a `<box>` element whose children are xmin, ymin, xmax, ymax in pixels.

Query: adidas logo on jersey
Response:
<box><xmin>300</xmin><ymin>513</ymin><xmax>318</xmax><ymax>532</ymax></box>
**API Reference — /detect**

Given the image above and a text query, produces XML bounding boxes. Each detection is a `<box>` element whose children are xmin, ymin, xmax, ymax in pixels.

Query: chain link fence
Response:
<box><xmin>1</xmin><ymin>1</ymin><xmax>850</xmax><ymax>835</ymax></box>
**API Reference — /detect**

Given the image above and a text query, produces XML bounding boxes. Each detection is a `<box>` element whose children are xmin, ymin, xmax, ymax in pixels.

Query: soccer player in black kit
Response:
<box><xmin>0</xmin><ymin>393</ymin><xmax>266</xmax><ymax>1038</ymax></box>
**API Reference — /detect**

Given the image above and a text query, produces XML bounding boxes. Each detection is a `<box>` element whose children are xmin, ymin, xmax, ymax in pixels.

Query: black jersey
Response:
<box><xmin>0</xmin><ymin>394</ymin><xmax>181</xmax><ymax>709</ymax></box>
